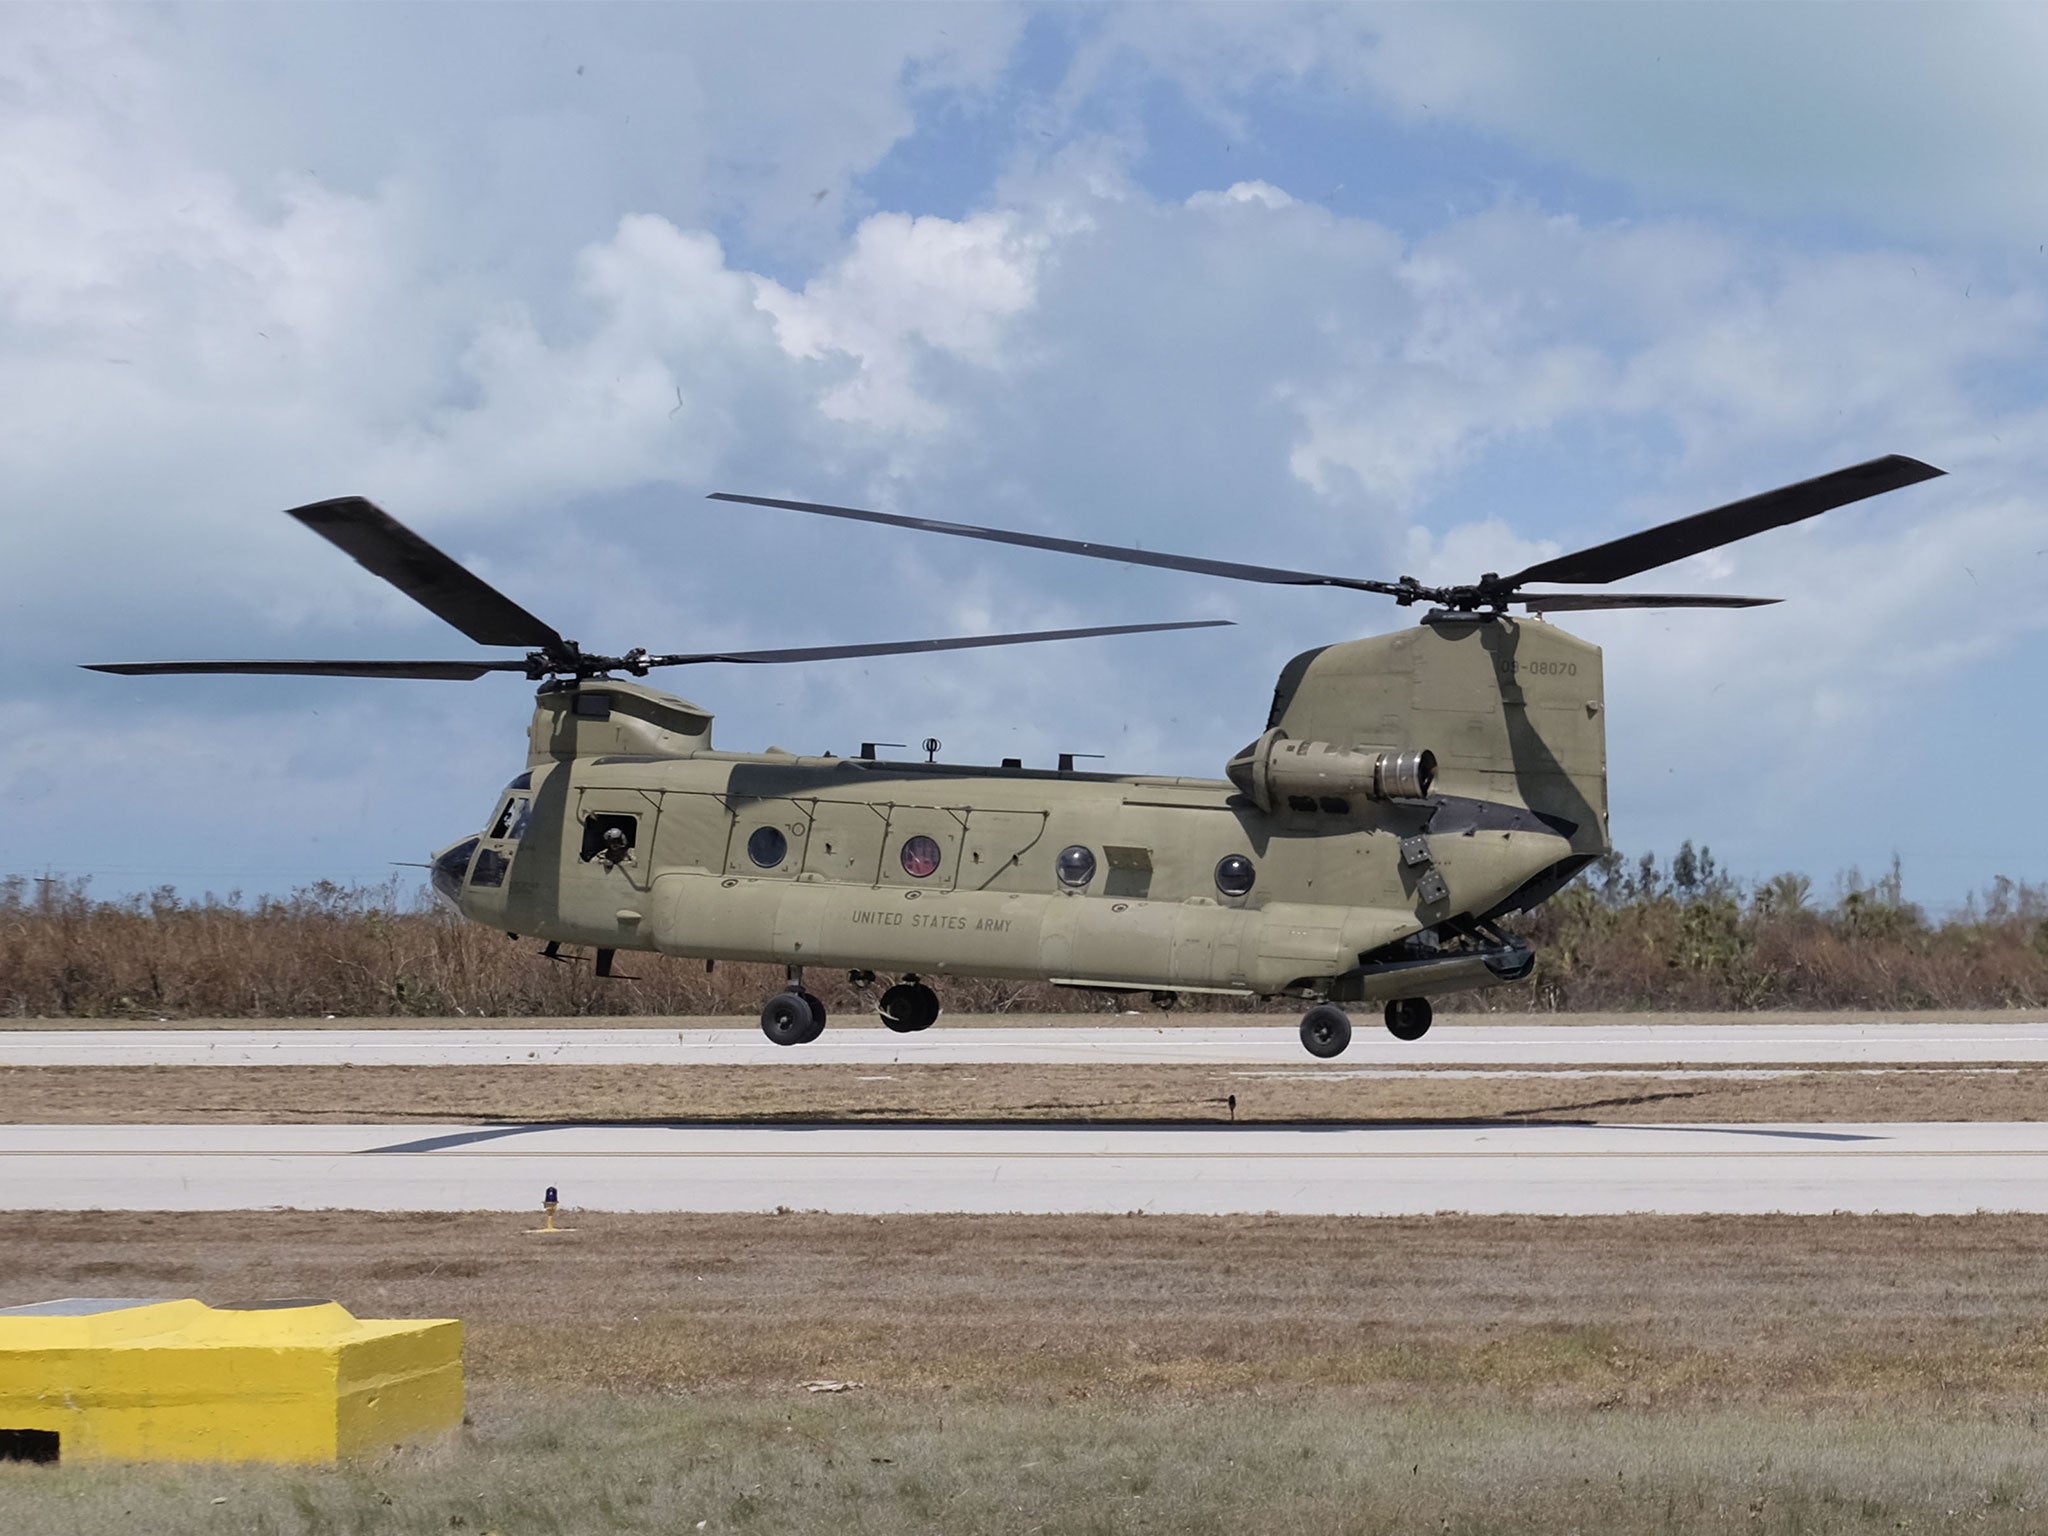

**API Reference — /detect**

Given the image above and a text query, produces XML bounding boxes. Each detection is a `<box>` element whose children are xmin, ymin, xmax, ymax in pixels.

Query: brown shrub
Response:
<box><xmin>0</xmin><ymin>874</ymin><xmax>1205</xmax><ymax>1019</ymax></box>
<box><xmin>4</xmin><ymin>863</ymin><xmax>2046</xmax><ymax>1018</ymax></box>
<box><xmin>1503</xmin><ymin>867</ymin><xmax>2048</xmax><ymax>1012</ymax></box>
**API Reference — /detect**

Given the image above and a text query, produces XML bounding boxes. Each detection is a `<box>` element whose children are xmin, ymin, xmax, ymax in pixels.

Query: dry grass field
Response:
<box><xmin>4</xmin><ymin>1060</ymin><xmax>2045</xmax><ymax>1125</ymax></box>
<box><xmin>10</xmin><ymin>1394</ymin><xmax>2048</xmax><ymax>1536</ymax></box>
<box><xmin>6</xmin><ymin>1211</ymin><xmax>2048</xmax><ymax>1532</ymax></box>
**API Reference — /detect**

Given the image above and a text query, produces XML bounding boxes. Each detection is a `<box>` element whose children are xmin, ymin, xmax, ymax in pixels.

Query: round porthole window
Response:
<box><xmin>900</xmin><ymin>834</ymin><xmax>943</xmax><ymax>879</ymax></box>
<box><xmin>747</xmin><ymin>826</ymin><xmax>788</xmax><ymax>868</ymax></box>
<box><xmin>1055</xmin><ymin>845</ymin><xmax>1097</xmax><ymax>889</ymax></box>
<box><xmin>1214</xmin><ymin>854</ymin><xmax>1256</xmax><ymax>898</ymax></box>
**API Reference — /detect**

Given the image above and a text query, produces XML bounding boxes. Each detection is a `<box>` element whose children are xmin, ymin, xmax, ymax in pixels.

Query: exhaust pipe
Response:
<box><xmin>1226</xmin><ymin>728</ymin><xmax>1437</xmax><ymax>813</ymax></box>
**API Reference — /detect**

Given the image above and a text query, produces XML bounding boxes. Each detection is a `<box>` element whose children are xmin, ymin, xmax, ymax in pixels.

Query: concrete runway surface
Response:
<box><xmin>9</xmin><ymin>1121</ymin><xmax>2048</xmax><ymax>1215</ymax></box>
<box><xmin>6</xmin><ymin>1021</ymin><xmax>2048</xmax><ymax>1068</ymax></box>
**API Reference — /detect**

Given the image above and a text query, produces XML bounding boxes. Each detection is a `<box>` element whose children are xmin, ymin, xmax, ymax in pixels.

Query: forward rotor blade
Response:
<box><xmin>1508</xmin><ymin>592</ymin><xmax>1780</xmax><ymax>612</ymax></box>
<box><xmin>1504</xmin><ymin>455</ymin><xmax>1944</xmax><ymax>588</ymax></box>
<box><xmin>644</xmin><ymin>619</ymin><xmax>1232</xmax><ymax>668</ymax></box>
<box><xmin>82</xmin><ymin>659</ymin><xmax>527</xmax><ymax>680</ymax></box>
<box><xmin>709</xmin><ymin>492</ymin><xmax>1394</xmax><ymax>594</ymax></box>
<box><xmin>286</xmin><ymin>497</ymin><xmax>564</xmax><ymax>649</ymax></box>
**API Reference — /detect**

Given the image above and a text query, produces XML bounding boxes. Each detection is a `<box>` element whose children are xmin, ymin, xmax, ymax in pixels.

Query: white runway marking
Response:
<box><xmin>6</xmin><ymin>1022</ymin><xmax>2048</xmax><ymax>1067</ymax></box>
<box><xmin>8</xmin><ymin>1121</ymin><xmax>2048</xmax><ymax>1215</ymax></box>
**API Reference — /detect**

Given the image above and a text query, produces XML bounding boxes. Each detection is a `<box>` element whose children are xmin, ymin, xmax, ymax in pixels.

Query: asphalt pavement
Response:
<box><xmin>8</xmin><ymin>1120</ymin><xmax>2047</xmax><ymax>1215</ymax></box>
<box><xmin>5</xmin><ymin>1021</ymin><xmax>2048</xmax><ymax>1067</ymax></box>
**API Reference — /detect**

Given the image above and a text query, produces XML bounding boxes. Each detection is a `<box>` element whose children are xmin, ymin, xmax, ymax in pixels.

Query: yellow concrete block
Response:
<box><xmin>0</xmin><ymin>1298</ymin><xmax>462</xmax><ymax>1463</ymax></box>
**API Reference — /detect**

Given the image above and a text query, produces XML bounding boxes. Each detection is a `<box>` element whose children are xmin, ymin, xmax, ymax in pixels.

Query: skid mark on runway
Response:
<box><xmin>1503</xmin><ymin>1088</ymin><xmax>1709</xmax><ymax>1118</ymax></box>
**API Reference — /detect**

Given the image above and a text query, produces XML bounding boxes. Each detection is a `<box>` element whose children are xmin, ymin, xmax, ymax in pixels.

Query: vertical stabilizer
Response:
<box><xmin>1266</xmin><ymin>616</ymin><xmax>1608</xmax><ymax>910</ymax></box>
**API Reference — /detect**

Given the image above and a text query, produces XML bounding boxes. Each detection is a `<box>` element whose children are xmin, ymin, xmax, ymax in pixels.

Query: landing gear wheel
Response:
<box><xmin>1384</xmin><ymin>996</ymin><xmax>1433</xmax><ymax>1042</ymax></box>
<box><xmin>878</xmin><ymin>980</ymin><xmax>941</xmax><ymax>1033</ymax></box>
<box><xmin>797</xmin><ymin>991</ymin><xmax>828</xmax><ymax>1044</ymax></box>
<box><xmin>1299</xmin><ymin>1003</ymin><xmax>1352</xmax><ymax>1059</ymax></box>
<box><xmin>761</xmin><ymin>989</ymin><xmax>821</xmax><ymax>1046</ymax></box>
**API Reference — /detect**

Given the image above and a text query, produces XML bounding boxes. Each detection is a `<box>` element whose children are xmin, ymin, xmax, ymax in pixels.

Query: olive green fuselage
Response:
<box><xmin>442</xmin><ymin>615</ymin><xmax>1611</xmax><ymax>1002</ymax></box>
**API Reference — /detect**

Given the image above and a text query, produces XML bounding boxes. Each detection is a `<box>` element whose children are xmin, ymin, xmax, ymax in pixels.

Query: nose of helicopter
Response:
<box><xmin>430</xmin><ymin>836</ymin><xmax>480</xmax><ymax>910</ymax></box>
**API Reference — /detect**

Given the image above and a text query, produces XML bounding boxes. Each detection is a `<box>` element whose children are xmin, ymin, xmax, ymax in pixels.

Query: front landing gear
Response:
<box><xmin>879</xmin><ymin>978</ymin><xmax>941</xmax><ymax>1033</ymax></box>
<box><xmin>1299</xmin><ymin>1003</ymin><xmax>1352</xmax><ymax>1058</ymax></box>
<box><xmin>1384</xmin><ymin>996</ymin><xmax>1433</xmax><ymax>1041</ymax></box>
<box><xmin>761</xmin><ymin>968</ymin><xmax>827</xmax><ymax>1046</ymax></box>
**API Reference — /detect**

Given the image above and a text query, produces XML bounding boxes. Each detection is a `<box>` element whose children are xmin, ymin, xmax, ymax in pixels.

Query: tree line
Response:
<box><xmin>2</xmin><ymin>853</ymin><xmax>2044</xmax><ymax>1019</ymax></box>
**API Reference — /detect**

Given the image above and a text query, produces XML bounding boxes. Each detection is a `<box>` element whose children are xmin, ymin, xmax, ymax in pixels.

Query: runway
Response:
<box><xmin>9</xmin><ymin>1121</ymin><xmax>2048</xmax><ymax>1215</ymax></box>
<box><xmin>6</xmin><ymin>1021</ymin><xmax>2048</xmax><ymax>1067</ymax></box>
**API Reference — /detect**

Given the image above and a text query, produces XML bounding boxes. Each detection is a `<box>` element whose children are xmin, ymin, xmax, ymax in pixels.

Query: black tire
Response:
<box><xmin>1384</xmin><ymin>996</ymin><xmax>1433</xmax><ymax>1042</ymax></box>
<box><xmin>760</xmin><ymin>990</ymin><xmax>818</xmax><ymax>1046</ymax></box>
<box><xmin>878</xmin><ymin>984</ymin><xmax>919</xmax><ymax>1033</ymax></box>
<box><xmin>1299</xmin><ymin>1003</ymin><xmax>1352</xmax><ymax>1059</ymax></box>
<box><xmin>879</xmin><ymin>981</ymin><xmax>940</xmax><ymax>1033</ymax></box>
<box><xmin>797</xmin><ymin>991</ymin><xmax>828</xmax><ymax>1044</ymax></box>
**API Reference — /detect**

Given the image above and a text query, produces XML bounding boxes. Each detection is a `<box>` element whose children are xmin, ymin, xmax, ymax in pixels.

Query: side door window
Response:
<box><xmin>574</xmin><ymin>790</ymin><xmax>659</xmax><ymax>893</ymax></box>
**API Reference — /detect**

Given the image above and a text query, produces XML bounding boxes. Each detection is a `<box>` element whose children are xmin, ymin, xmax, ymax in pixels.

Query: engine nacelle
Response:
<box><xmin>1225</xmin><ymin>728</ymin><xmax>1437</xmax><ymax>813</ymax></box>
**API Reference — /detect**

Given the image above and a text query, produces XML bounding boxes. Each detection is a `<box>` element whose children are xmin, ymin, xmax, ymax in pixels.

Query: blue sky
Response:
<box><xmin>3</xmin><ymin>2</ymin><xmax>2045</xmax><ymax>911</ymax></box>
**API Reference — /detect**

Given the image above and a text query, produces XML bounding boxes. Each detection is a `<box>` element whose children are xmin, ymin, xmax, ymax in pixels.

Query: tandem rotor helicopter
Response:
<box><xmin>90</xmin><ymin>455</ymin><xmax>1941</xmax><ymax>1057</ymax></box>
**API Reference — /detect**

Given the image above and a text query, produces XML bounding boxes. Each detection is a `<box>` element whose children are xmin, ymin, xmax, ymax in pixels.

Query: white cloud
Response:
<box><xmin>1344</xmin><ymin>4</ymin><xmax>2048</xmax><ymax>241</ymax></box>
<box><xmin>755</xmin><ymin>212</ymin><xmax>1049</xmax><ymax>431</ymax></box>
<box><xmin>1186</xmin><ymin>180</ymin><xmax>1295</xmax><ymax>212</ymax></box>
<box><xmin>1084</xmin><ymin>3</ymin><xmax>2048</xmax><ymax>243</ymax></box>
<box><xmin>365</xmin><ymin>217</ymin><xmax>784</xmax><ymax>519</ymax></box>
<box><xmin>7</xmin><ymin>3</ymin><xmax>2048</xmax><ymax>906</ymax></box>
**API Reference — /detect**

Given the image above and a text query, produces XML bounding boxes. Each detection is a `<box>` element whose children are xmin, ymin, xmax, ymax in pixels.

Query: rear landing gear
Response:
<box><xmin>1299</xmin><ymin>1002</ymin><xmax>1352</xmax><ymax>1058</ymax></box>
<box><xmin>1384</xmin><ymin>996</ymin><xmax>1433</xmax><ymax>1041</ymax></box>
<box><xmin>879</xmin><ymin>978</ymin><xmax>941</xmax><ymax>1033</ymax></box>
<box><xmin>760</xmin><ymin>968</ymin><xmax>827</xmax><ymax>1046</ymax></box>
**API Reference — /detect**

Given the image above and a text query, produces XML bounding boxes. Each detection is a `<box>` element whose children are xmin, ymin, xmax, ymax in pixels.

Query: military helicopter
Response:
<box><xmin>88</xmin><ymin>455</ymin><xmax>1941</xmax><ymax>1057</ymax></box>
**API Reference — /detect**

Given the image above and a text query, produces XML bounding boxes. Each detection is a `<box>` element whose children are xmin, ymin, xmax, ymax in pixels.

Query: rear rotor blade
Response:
<box><xmin>1508</xmin><ymin>592</ymin><xmax>1781</xmax><ymax>612</ymax></box>
<box><xmin>710</xmin><ymin>492</ymin><xmax>1395</xmax><ymax>594</ymax></box>
<box><xmin>287</xmin><ymin>497</ymin><xmax>564</xmax><ymax>649</ymax></box>
<box><xmin>1504</xmin><ymin>455</ymin><xmax>1944</xmax><ymax>588</ymax></box>
<box><xmin>645</xmin><ymin>619</ymin><xmax>1232</xmax><ymax>668</ymax></box>
<box><xmin>83</xmin><ymin>659</ymin><xmax>527</xmax><ymax>680</ymax></box>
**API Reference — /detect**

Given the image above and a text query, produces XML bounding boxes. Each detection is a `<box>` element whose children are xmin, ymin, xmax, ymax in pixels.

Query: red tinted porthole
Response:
<box><xmin>900</xmin><ymin>835</ymin><xmax>942</xmax><ymax>879</ymax></box>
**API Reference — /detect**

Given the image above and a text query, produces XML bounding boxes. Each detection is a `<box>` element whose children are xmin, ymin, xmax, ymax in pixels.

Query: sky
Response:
<box><xmin>3</xmin><ymin>1</ymin><xmax>2045</xmax><ymax>912</ymax></box>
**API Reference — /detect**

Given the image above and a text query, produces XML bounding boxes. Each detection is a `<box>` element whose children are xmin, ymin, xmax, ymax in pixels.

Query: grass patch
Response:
<box><xmin>5</xmin><ymin>1060</ymin><xmax>2048</xmax><ymax>1125</ymax></box>
<box><xmin>9</xmin><ymin>1211</ymin><xmax>2048</xmax><ymax>1410</ymax></box>
<box><xmin>9</xmin><ymin>1211</ymin><xmax>2048</xmax><ymax>1530</ymax></box>
<box><xmin>6</xmin><ymin>1392</ymin><xmax>2048</xmax><ymax>1535</ymax></box>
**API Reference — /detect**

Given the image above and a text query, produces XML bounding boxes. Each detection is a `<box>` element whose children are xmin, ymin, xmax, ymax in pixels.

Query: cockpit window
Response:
<box><xmin>490</xmin><ymin>796</ymin><xmax>532</xmax><ymax>841</ymax></box>
<box><xmin>431</xmin><ymin>837</ymin><xmax>479</xmax><ymax>908</ymax></box>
